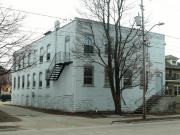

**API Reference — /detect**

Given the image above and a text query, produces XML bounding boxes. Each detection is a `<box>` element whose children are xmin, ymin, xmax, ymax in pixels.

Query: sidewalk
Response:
<box><xmin>1</xmin><ymin>102</ymin><xmax>180</xmax><ymax>131</ymax></box>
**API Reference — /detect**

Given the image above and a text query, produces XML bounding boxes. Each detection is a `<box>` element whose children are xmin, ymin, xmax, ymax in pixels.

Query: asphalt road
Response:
<box><xmin>0</xmin><ymin>120</ymin><xmax>180</xmax><ymax>135</ymax></box>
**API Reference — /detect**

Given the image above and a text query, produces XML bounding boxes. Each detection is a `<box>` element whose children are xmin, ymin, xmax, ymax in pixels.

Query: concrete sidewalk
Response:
<box><xmin>0</xmin><ymin>102</ymin><xmax>180</xmax><ymax>131</ymax></box>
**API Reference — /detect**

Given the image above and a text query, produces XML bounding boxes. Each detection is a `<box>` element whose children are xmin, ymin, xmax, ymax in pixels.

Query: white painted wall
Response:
<box><xmin>12</xmin><ymin>18</ymin><xmax>165</xmax><ymax>112</ymax></box>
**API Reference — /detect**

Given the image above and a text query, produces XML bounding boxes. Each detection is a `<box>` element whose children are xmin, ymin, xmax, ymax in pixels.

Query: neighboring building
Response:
<box><xmin>11</xmin><ymin>18</ymin><xmax>166</xmax><ymax>112</ymax></box>
<box><xmin>0</xmin><ymin>66</ymin><xmax>11</xmax><ymax>95</ymax></box>
<box><xmin>165</xmin><ymin>55</ymin><xmax>180</xmax><ymax>96</ymax></box>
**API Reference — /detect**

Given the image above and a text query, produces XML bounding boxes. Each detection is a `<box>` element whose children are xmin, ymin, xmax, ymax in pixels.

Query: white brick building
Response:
<box><xmin>11</xmin><ymin>18</ymin><xmax>166</xmax><ymax>112</ymax></box>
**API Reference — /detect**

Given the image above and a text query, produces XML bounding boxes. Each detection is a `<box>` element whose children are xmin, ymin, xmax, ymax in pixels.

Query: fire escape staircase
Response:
<box><xmin>46</xmin><ymin>52</ymin><xmax>72</xmax><ymax>81</ymax></box>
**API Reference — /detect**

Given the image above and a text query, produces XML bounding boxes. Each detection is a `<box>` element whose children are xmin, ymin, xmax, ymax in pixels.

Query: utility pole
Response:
<box><xmin>140</xmin><ymin>0</ymin><xmax>147</xmax><ymax>120</ymax></box>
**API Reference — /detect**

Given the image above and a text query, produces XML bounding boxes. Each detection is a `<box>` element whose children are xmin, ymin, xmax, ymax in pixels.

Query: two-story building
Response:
<box><xmin>11</xmin><ymin>18</ymin><xmax>166</xmax><ymax>112</ymax></box>
<box><xmin>165</xmin><ymin>55</ymin><xmax>180</xmax><ymax>96</ymax></box>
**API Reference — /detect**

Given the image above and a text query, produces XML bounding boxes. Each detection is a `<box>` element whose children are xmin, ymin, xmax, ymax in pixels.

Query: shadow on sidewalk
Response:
<box><xmin>0</xmin><ymin>110</ymin><xmax>21</xmax><ymax>122</ymax></box>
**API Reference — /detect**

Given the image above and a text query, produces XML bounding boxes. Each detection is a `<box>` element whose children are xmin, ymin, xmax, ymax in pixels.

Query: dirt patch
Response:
<box><xmin>0</xmin><ymin>110</ymin><xmax>21</xmax><ymax>122</ymax></box>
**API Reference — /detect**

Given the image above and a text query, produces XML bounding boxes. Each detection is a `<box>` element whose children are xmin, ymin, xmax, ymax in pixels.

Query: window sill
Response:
<box><xmin>83</xmin><ymin>53</ymin><xmax>95</xmax><ymax>56</ymax></box>
<box><xmin>38</xmin><ymin>87</ymin><xmax>42</xmax><ymax>89</ymax></box>
<box><xmin>103</xmin><ymin>85</ymin><xmax>110</xmax><ymax>88</ymax></box>
<box><xmin>83</xmin><ymin>84</ymin><xmax>95</xmax><ymax>87</ymax></box>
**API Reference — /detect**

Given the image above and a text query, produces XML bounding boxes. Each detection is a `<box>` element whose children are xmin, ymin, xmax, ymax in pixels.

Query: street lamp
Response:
<box><xmin>135</xmin><ymin>0</ymin><xmax>164</xmax><ymax>120</ymax></box>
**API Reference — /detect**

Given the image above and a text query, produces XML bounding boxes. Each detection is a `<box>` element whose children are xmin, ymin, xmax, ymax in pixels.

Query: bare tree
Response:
<box><xmin>0</xmin><ymin>6</ymin><xmax>29</xmax><ymax>71</ymax></box>
<box><xmin>73</xmin><ymin>0</ymin><xmax>147</xmax><ymax>114</ymax></box>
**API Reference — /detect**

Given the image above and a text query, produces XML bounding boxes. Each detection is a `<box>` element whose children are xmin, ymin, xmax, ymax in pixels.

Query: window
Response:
<box><xmin>123</xmin><ymin>70</ymin><xmax>132</xmax><ymax>88</ymax></box>
<box><xmin>39</xmin><ymin>72</ymin><xmax>42</xmax><ymax>88</ymax></box>
<box><xmin>27</xmin><ymin>74</ymin><xmax>30</xmax><ymax>88</ymax></box>
<box><xmin>172</xmin><ymin>60</ymin><xmax>177</xmax><ymax>65</ymax></box>
<box><xmin>140</xmin><ymin>69</ymin><xmax>144</xmax><ymax>88</ymax></box>
<box><xmin>28</xmin><ymin>53</ymin><xmax>31</xmax><ymax>66</ymax></box>
<box><xmin>104</xmin><ymin>68</ymin><xmax>110</xmax><ymax>87</ymax></box>
<box><xmin>105</xmin><ymin>43</ymin><xmax>108</xmax><ymax>55</ymax></box>
<box><xmin>46</xmin><ymin>70</ymin><xmax>50</xmax><ymax>88</ymax></box>
<box><xmin>33</xmin><ymin>73</ymin><xmax>36</xmax><ymax>88</ymax></box>
<box><xmin>13</xmin><ymin>57</ymin><xmax>17</xmax><ymax>71</ymax></box>
<box><xmin>84</xmin><ymin>65</ymin><xmax>94</xmax><ymax>85</ymax></box>
<box><xmin>40</xmin><ymin>47</ymin><xmax>43</xmax><ymax>63</ymax></box>
<box><xmin>33</xmin><ymin>50</ymin><xmax>37</xmax><ymax>64</ymax></box>
<box><xmin>22</xmin><ymin>75</ymin><xmax>25</xmax><ymax>89</ymax></box>
<box><xmin>104</xmin><ymin>36</ymin><xmax>115</xmax><ymax>55</ymax></box>
<box><xmin>65</xmin><ymin>36</ymin><xmax>70</xmax><ymax>60</ymax></box>
<box><xmin>84</xmin><ymin>34</ymin><xmax>93</xmax><ymax>53</ymax></box>
<box><xmin>47</xmin><ymin>44</ymin><xmax>51</xmax><ymax>61</ymax></box>
<box><xmin>13</xmin><ymin>77</ymin><xmax>16</xmax><ymax>89</ymax></box>
<box><xmin>22</xmin><ymin>56</ymin><xmax>25</xmax><ymax>68</ymax></box>
<box><xmin>17</xmin><ymin>56</ymin><xmax>20</xmax><ymax>70</ymax></box>
<box><xmin>18</xmin><ymin>76</ymin><xmax>20</xmax><ymax>89</ymax></box>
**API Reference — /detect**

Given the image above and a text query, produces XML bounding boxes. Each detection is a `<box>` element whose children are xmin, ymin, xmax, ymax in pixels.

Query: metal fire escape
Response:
<box><xmin>46</xmin><ymin>52</ymin><xmax>72</xmax><ymax>81</ymax></box>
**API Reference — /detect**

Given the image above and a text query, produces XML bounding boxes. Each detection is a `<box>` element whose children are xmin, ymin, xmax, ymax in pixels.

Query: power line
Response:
<box><xmin>0</xmin><ymin>6</ymin><xmax>73</xmax><ymax>22</ymax></box>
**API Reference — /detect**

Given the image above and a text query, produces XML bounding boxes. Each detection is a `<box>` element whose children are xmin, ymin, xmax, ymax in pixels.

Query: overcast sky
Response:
<box><xmin>1</xmin><ymin>0</ymin><xmax>180</xmax><ymax>58</ymax></box>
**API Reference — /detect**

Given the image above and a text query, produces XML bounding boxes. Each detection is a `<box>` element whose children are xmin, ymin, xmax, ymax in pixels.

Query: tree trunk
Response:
<box><xmin>113</xmin><ymin>95</ymin><xmax>122</xmax><ymax>114</ymax></box>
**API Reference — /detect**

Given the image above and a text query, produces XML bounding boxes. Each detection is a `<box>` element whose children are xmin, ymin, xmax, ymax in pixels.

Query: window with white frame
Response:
<box><xmin>33</xmin><ymin>50</ymin><xmax>37</xmax><ymax>64</ymax></box>
<box><xmin>84</xmin><ymin>65</ymin><xmax>94</xmax><ymax>85</ymax></box>
<box><xmin>104</xmin><ymin>36</ymin><xmax>114</xmax><ymax>55</ymax></box>
<box><xmin>140</xmin><ymin>69</ymin><xmax>143</xmax><ymax>88</ymax></box>
<box><xmin>17</xmin><ymin>56</ymin><xmax>20</xmax><ymax>70</ymax></box>
<box><xmin>39</xmin><ymin>72</ymin><xmax>42</xmax><ymax>88</ymax></box>
<box><xmin>84</xmin><ymin>34</ymin><xmax>93</xmax><ymax>53</ymax></box>
<box><xmin>22</xmin><ymin>75</ymin><xmax>25</xmax><ymax>89</ymax></box>
<box><xmin>22</xmin><ymin>56</ymin><xmax>25</xmax><ymax>68</ymax></box>
<box><xmin>46</xmin><ymin>70</ymin><xmax>50</xmax><ymax>88</ymax></box>
<box><xmin>27</xmin><ymin>74</ymin><xmax>30</xmax><ymax>88</ymax></box>
<box><xmin>123</xmin><ymin>70</ymin><xmax>132</xmax><ymax>88</ymax></box>
<box><xmin>33</xmin><ymin>73</ymin><xmax>36</xmax><ymax>88</ymax></box>
<box><xmin>46</xmin><ymin>44</ymin><xmax>51</xmax><ymax>61</ymax></box>
<box><xmin>104</xmin><ymin>68</ymin><xmax>110</xmax><ymax>87</ymax></box>
<box><xmin>14</xmin><ymin>77</ymin><xmax>16</xmax><ymax>89</ymax></box>
<box><xmin>40</xmin><ymin>47</ymin><xmax>43</xmax><ymax>63</ymax></box>
<box><xmin>17</xmin><ymin>76</ymin><xmax>20</xmax><ymax>89</ymax></box>
<box><xmin>28</xmin><ymin>53</ymin><xmax>31</xmax><ymax>66</ymax></box>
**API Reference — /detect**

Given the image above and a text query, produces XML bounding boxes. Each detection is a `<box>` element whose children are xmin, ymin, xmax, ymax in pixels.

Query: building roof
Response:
<box><xmin>166</xmin><ymin>60</ymin><xmax>180</xmax><ymax>69</ymax></box>
<box><xmin>165</xmin><ymin>55</ymin><xmax>179</xmax><ymax>60</ymax></box>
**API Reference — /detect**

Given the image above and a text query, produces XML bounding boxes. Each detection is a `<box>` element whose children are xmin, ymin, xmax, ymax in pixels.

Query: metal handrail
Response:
<box><xmin>135</xmin><ymin>85</ymin><xmax>166</xmax><ymax>105</ymax></box>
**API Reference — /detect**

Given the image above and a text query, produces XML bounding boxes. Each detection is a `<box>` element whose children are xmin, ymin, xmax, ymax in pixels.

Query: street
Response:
<box><xmin>1</xmin><ymin>120</ymin><xmax>180</xmax><ymax>135</ymax></box>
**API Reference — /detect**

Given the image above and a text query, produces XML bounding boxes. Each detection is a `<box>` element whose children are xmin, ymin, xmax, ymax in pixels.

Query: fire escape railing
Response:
<box><xmin>46</xmin><ymin>51</ymin><xmax>71</xmax><ymax>80</ymax></box>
